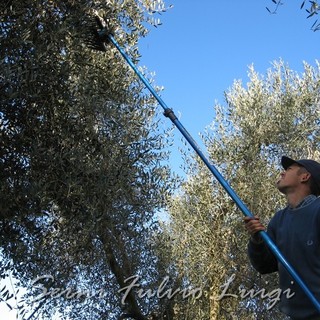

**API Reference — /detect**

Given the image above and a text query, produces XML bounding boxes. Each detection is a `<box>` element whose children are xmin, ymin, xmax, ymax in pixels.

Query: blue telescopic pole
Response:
<box><xmin>106</xmin><ymin>33</ymin><xmax>320</xmax><ymax>313</ymax></box>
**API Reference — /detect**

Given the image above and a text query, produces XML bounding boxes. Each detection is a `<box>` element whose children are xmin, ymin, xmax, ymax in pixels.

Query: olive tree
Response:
<box><xmin>166</xmin><ymin>60</ymin><xmax>320</xmax><ymax>319</ymax></box>
<box><xmin>0</xmin><ymin>0</ymin><xmax>177</xmax><ymax>319</ymax></box>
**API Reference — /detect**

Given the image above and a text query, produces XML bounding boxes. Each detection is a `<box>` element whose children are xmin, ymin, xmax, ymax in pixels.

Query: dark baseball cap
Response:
<box><xmin>281</xmin><ymin>156</ymin><xmax>320</xmax><ymax>191</ymax></box>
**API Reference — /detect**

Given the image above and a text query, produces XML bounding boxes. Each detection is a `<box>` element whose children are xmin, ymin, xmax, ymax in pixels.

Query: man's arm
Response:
<box><xmin>244</xmin><ymin>217</ymin><xmax>278</xmax><ymax>274</ymax></box>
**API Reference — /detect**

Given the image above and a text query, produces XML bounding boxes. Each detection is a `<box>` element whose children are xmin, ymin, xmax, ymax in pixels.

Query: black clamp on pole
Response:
<box><xmin>163</xmin><ymin>108</ymin><xmax>177</xmax><ymax>122</ymax></box>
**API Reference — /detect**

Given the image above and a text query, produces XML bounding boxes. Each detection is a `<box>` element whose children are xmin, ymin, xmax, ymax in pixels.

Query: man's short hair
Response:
<box><xmin>298</xmin><ymin>166</ymin><xmax>320</xmax><ymax>196</ymax></box>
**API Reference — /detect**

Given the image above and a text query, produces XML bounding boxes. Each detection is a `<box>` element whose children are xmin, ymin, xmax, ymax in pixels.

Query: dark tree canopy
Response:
<box><xmin>0</xmin><ymin>1</ymin><xmax>178</xmax><ymax>319</ymax></box>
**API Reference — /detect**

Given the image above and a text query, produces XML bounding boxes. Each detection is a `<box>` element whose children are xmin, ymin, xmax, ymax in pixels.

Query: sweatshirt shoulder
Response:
<box><xmin>313</xmin><ymin>197</ymin><xmax>320</xmax><ymax>208</ymax></box>
<box><xmin>305</xmin><ymin>197</ymin><xmax>320</xmax><ymax>215</ymax></box>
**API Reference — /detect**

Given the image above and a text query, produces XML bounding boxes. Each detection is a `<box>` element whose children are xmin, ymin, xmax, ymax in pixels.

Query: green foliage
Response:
<box><xmin>0</xmin><ymin>0</ymin><xmax>177</xmax><ymax>319</ymax></box>
<box><xmin>166</xmin><ymin>60</ymin><xmax>320</xmax><ymax>319</ymax></box>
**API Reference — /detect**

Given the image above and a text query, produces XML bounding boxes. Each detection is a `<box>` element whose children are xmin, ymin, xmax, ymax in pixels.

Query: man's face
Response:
<box><xmin>276</xmin><ymin>163</ymin><xmax>306</xmax><ymax>194</ymax></box>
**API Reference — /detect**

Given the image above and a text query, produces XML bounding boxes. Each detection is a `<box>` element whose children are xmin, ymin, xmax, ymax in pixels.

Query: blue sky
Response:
<box><xmin>138</xmin><ymin>0</ymin><xmax>320</xmax><ymax>175</ymax></box>
<box><xmin>1</xmin><ymin>1</ymin><xmax>320</xmax><ymax>319</ymax></box>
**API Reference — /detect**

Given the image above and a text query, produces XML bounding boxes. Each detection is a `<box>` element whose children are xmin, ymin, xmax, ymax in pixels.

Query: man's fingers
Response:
<box><xmin>244</xmin><ymin>216</ymin><xmax>259</xmax><ymax>222</ymax></box>
<box><xmin>243</xmin><ymin>216</ymin><xmax>265</xmax><ymax>235</ymax></box>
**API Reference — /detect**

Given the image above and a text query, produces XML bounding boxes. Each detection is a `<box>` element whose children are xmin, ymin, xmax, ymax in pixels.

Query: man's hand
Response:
<box><xmin>243</xmin><ymin>216</ymin><xmax>266</xmax><ymax>244</ymax></box>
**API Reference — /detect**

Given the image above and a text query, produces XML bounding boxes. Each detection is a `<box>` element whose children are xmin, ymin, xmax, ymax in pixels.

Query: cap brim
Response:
<box><xmin>281</xmin><ymin>156</ymin><xmax>298</xmax><ymax>170</ymax></box>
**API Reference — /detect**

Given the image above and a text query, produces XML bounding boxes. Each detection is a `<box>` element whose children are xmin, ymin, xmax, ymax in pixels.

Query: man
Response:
<box><xmin>244</xmin><ymin>156</ymin><xmax>320</xmax><ymax>319</ymax></box>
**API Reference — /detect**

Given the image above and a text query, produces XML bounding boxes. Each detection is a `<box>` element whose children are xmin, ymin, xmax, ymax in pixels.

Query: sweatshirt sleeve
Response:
<box><xmin>247</xmin><ymin>237</ymin><xmax>278</xmax><ymax>274</ymax></box>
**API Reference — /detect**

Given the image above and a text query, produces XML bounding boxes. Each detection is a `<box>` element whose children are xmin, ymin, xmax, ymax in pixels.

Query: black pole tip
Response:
<box><xmin>84</xmin><ymin>14</ymin><xmax>115</xmax><ymax>52</ymax></box>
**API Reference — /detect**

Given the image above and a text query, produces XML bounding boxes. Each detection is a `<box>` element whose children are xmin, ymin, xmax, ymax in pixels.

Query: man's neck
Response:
<box><xmin>286</xmin><ymin>191</ymin><xmax>312</xmax><ymax>208</ymax></box>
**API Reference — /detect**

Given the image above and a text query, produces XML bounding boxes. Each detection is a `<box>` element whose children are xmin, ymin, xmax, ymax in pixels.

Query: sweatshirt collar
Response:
<box><xmin>293</xmin><ymin>194</ymin><xmax>317</xmax><ymax>209</ymax></box>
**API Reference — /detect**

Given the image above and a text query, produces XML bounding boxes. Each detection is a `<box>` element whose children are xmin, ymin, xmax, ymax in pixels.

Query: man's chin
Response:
<box><xmin>276</xmin><ymin>182</ymin><xmax>286</xmax><ymax>194</ymax></box>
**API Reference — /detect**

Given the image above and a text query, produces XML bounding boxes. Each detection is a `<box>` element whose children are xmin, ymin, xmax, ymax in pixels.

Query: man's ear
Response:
<box><xmin>301</xmin><ymin>172</ymin><xmax>311</xmax><ymax>183</ymax></box>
